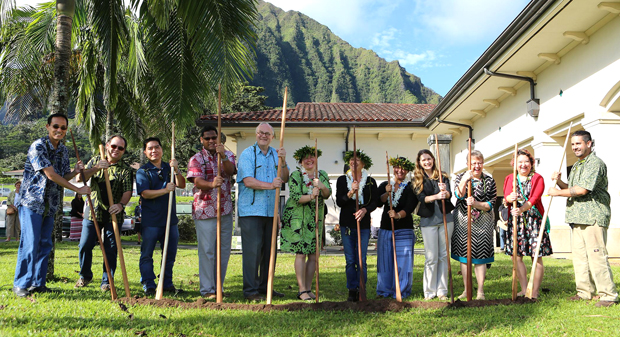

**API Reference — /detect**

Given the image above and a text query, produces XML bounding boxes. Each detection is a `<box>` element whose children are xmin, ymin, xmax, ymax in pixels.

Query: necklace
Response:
<box><xmin>346</xmin><ymin>169</ymin><xmax>368</xmax><ymax>205</ymax></box>
<box><xmin>390</xmin><ymin>178</ymin><xmax>410</xmax><ymax>207</ymax></box>
<box><xmin>301</xmin><ymin>169</ymin><xmax>315</xmax><ymax>195</ymax></box>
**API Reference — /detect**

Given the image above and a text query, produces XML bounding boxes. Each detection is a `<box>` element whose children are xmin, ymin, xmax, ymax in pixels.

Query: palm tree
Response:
<box><xmin>1</xmin><ymin>0</ymin><xmax>259</xmax><ymax>279</ymax></box>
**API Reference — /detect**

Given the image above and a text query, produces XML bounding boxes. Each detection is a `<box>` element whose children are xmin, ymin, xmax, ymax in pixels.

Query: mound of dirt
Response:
<box><xmin>118</xmin><ymin>296</ymin><xmax>536</xmax><ymax>313</ymax></box>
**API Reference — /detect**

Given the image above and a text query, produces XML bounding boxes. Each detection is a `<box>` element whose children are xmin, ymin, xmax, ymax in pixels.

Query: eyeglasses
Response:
<box><xmin>110</xmin><ymin>144</ymin><xmax>125</xmax><ymax>151</ymax></box>
<box><xmin>202</xmin><ymin>136</ymin><xmax>218</xmax><ymax>141</ymax></box>
<box><xmin>52</xmin><ymin>124</ymin><xmax>67</xmax><ymax>131</ymax></box>
<box><xmin>257</xmin><ymin>131</ymin><xmax>272</xmax><ymax>137</ymax></box>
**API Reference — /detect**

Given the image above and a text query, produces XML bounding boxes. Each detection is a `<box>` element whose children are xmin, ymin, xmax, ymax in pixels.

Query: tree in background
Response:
<box><xmin>0</xmin><ymin>0</ymin><xmax>259</xmax><ymax>279</ymax></box>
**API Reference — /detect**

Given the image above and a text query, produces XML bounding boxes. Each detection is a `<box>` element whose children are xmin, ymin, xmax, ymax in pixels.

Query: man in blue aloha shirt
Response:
<box><xmin>136</xmin><ymin>137</ymin><xmax>186</xmax><ymax>296</ymax></box>
<box><xmin>13</xmin><ymin>114</ymin><xmax>91</xmax><ymax>298</ymax></box>
<box><xmin>236</xmin><ymin>122</ymin><xmax>289</xmax><ymax>301</ymax></box>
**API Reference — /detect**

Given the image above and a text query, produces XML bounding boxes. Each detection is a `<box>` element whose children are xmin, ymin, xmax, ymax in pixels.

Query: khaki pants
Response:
<box><xmin>571</xmin><ymin>224</ymin><xmax>618</xmax><ymax>301</ymax></box>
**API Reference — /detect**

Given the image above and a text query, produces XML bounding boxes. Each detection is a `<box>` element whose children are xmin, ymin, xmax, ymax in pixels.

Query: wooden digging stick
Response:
<box><xmin>525</xmin><ymin>122</ymin><xmax>572</xmax><ymax>299</ymax></box>
<box><xmin>266</xmin><ymin>87</ymin><xmax>288</xmax><ymax>304</ymax></box>
<box><xmin>98</xmin><ymin>144</ymin><xmax>131</xmax><ymax>298</ymax></box>
<box><xmin>216</xmin><ymin>85</ymin><xmax>223</xmax><ymax>303</ymax></box>
<box><xmin>511</xmin><ymin>144</ymin><xmax>519</xmax><ymax>301</ymax></box>
<box><xmin>435</xmin><ymin>134</ymin><xmax>453</xmax><ymax>303</ymax></box>
<box><xmin>314</xmin><ymin>139</ymin><xmax>321</xmax><ymax>303</ymax></box>
<box><xmin>466</xmin><ymin>139</ymin><xmax>473</xmax><ymax>301</ymax></box>
<box><xmin>385</xmin><ymin>152</ymin><xmax>402</xmax><ymax>302</ymax></box>
<box><xmin>155</xmin><ymin>123</ymin><xmax>176</xmax><ymax>300</ymax></box>
<box><xmin>70</xmin><ymin>131</ymin><xmax>117</xmax><ymax>300</ymax></box>
<box><xmin>353</xmin><ymin>126</ymin><xmax>366</xmax><ymax>301</ymax></box>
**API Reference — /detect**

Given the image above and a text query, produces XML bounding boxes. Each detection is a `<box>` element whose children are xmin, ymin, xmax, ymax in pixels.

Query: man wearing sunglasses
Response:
<box><xmin>13</xmin><ymin>113</ymin><xmax>92</xmax><ymax>298</ymax></box>
<box><xmin>74</xmin><ymin>135</ymin><xmax>133</xmax><ymax>292</ymax></box>
<box><xmin>236</xmin><ymin>122</ymin><xmax>289</xmax><ymax>301</ymax></box>
<box><xmin>187</xmin><ymin>126</ymin><xmax>236</xmax><ymax>299</ymax></box>
<box><xmin>136</xmin><ymin>137</ymin><xmax>186</xmax><ymax>296</ymax></box>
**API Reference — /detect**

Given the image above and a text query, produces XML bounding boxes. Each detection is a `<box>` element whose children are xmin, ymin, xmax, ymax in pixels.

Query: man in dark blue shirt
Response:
<box><xmin>136</xmin><ymin>137</ymin><xmax>186</xmax><ymax>295</ymax></box>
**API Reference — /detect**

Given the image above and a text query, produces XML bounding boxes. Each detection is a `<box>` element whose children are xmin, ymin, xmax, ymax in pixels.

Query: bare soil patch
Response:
<box><xmin>118</xmin><ymin>296</ymin><xmax>536</xmax><ymax>313</ymax></box>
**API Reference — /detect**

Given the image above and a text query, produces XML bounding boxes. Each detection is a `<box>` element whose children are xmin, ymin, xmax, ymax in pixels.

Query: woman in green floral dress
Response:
<box><xmin>281</xmin><ymin>146</ymin><xmax>332</xmax><ymax>301</ymax></box>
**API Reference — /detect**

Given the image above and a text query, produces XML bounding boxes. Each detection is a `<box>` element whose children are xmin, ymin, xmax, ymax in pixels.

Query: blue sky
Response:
<box><xmin>15</xmin><ymin>0</ymin><xmax>530</xmax><ymax>96</ymax></box>
<box><xmin>266</xmin><ymin>0</ymin><xmax>530</xmax><ymax>96</ymax></box>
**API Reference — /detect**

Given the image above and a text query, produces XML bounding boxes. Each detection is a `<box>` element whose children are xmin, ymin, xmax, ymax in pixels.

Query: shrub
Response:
<box><xmin>177</xmin><ymin>215</ymin><xmax>196</xmax><ymax>242</ymax></box>
<box><xmin>412</xmin><ymin>214</ymin><xmax>423</xmax><ymax>243</ymax></box>
<box><xmin>328</xmin><ymin>227</ymin><xmax>342</xmax><ymax>245</ymax></box>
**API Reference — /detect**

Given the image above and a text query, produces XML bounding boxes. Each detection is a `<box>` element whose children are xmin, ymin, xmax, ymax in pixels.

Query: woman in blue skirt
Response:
<box><xmin>376</xmin><ymin>156</ymin><xmax>417</xmax><ymax>298</ymax></box>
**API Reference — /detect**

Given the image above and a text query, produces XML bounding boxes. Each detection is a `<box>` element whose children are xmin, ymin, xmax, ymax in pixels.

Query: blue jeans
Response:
<box><xmin>14</xmin><ymin>206</ymin><xmax>54</xmax><ymax>289</ymax></box>
<box><xmin>341</xmin><ymin>226</ymin><xmax>370</xmax><ymax>290</ymax></box>
<box><xmin>78</xmin><ymin>219</ymin><xmax>117</xmax><ymax>285</ymax></box>
<box><xmin>139</xmin><ymin>226</ymin><xmax>179</xmax><ymax>290</ymax></box>
<box><xmin>499</xmin><ymin>228</ymin><xmax>506</xmax><ymax>250</ymax></box>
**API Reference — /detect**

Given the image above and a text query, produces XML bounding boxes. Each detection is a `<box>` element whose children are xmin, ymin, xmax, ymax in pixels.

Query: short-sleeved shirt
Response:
<box><xmin>136</xmin><ymin>161</ymin><xmax>178</xmax><ymax>227</ymax></box>
<box><xmin>566</xmin><ymin>153</ymin><xmax>611</xmax><ymax>227</ymax></box>
<box><xmin>19</xmin><ymin>136</ymin><xmax>71</xmax><ymax>216</ymax></box>
<box><xmin>236</xmin><ymin>143</ymin><xmax>289</xmax><ymax>217</ymax></box>
<box><xmin>187</xmin><ymin>148</ymin><xmax>236</xmax><ymax>220</ymax></box>
<box><xmin>85</xmin><ymin>157</ymin><xmax>133</xmax><ymax>223</ymax></box>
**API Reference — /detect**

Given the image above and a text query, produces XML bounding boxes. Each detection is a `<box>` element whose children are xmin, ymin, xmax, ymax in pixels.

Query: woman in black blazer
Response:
<box><xmin>413</xmin><ymin>149</ymin><xmax>455</xmax><ymax>300</ymax></box>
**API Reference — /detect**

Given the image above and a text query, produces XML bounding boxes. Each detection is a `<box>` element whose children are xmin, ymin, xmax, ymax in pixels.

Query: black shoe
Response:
<box><xmin>13</xmin><ymin>287</ymin><xmax>30</xmax><ymax>298</ymax></box>
<box><xmin>260</xmin><ymin>290</ymin><xmax>285</xmax><ymax>298</ymax></box>
<box><xmin>163</xmin><ymin>286</ymin><xmax>185</xmax><ymax>294</ymax></box>
<box><xmin>28</xmin><ymin>286</ymin><xmax>57</xmax><ymax>294</ymax></box>
<box><xmin>144</xmin><ymin>288</ymin><xmax>156</xmax><ymax>296</ymax></box>
<box><xmin>347</xmin><ymin>289</ymin><xmax>359</xmax><ymax>302</ymax></box>
<box><xmin>245</xmin><ymin>294</ymin><xmax>266</xmax><ymax>302</ymax></box>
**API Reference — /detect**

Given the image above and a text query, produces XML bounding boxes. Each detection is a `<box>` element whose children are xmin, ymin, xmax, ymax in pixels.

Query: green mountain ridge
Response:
<box><xmin>251</xmin><ymin>0</ymin><xmax>441</xmax><ymax>108</ymax></box>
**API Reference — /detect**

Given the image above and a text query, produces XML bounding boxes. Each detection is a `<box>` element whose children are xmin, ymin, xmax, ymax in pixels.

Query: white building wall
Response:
<box><xmin>226</xmin><ymin>127</ymin><xmax>431</xmax><ymax>228</ymax></box>
<box><xmin>449</xmin><ymin>15</ymin><xmax>620</xmax><ymax>256</ymax></box>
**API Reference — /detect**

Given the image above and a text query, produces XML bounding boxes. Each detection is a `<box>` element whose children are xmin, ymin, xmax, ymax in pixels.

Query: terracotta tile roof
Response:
<box><xmin>198</xmin><ymin>102</ymin><xmax>436</xmax><ymax>124</ymax></box>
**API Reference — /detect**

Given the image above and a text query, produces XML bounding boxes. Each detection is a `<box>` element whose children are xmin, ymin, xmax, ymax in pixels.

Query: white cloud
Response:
<box><xmin>412</xmin><ymin>0</ymin><xmax>529</xmax><ymax>45</ymax></box>
<box><xmin>393</xmin><ymin>50</ymin><xmax>438</xmax><ymax>68</ymax></box>
<box><xmin>370</xmin><ymin>28</ymin><xmax>398</xmax><ymax>48</ymax></box>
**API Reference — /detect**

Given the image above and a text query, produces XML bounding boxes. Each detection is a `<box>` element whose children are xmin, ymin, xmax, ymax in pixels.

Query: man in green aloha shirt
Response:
<box><xmin>75</xmin><ymin>135</ymin><xmax>133</xmax><ymax>291</ymax></box>
<box><xmin>549</xmin><ymin>130</ymin><xmax>618</xmax><ymax>307</ymax></box>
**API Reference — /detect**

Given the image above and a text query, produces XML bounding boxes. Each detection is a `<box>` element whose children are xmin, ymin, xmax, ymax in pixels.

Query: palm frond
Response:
<box><xmin>142</xmin><ymin>8</ymin><xmax>205</xmax><ymax>130</ymax></box>
<box><xmin>179</xmin><ymin>0</ymin><xmax>258</xmax><ymax>102</ymax></box>
<box><xmin>87</xmin><ymin>0</ymin><xmax>128</xmax><ymax>111</ymax></box>
<box><xmin>124</xmin><ymin>10</ymin><xmax>147</xmax><ymax>97</ymax></box>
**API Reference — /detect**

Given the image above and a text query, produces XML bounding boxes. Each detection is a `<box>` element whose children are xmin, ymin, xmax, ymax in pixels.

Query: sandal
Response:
<box><xmin>296</xmin><ymin>290</ymin><xmax>313</xmax><ymax>301</ymax></box>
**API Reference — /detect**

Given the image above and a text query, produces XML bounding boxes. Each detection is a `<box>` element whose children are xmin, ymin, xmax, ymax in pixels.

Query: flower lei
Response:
<box><xmin>346</xmin><ymin>169</ymin><xmax>368</xmax><ymax>205</ymax></box>
<box><xmin>301</xmin><ymin>169</ymin><xmax>315</xmax><ymax>195</ymax></box>
<box><xmin>390</xmin><ymin>177</ymin><xmax>410</xmax><ymax>207</ymax></box>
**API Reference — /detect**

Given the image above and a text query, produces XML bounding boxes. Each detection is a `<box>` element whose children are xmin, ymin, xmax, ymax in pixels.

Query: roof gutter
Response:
<box><xmin>423</xmin><ymin>0</ymin><xmax>559</xmax><ymax>126</ymax></box>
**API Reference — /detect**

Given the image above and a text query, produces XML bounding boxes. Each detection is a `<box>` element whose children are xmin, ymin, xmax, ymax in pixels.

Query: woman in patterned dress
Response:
<box><xmin>376</xmin><ymin>156</ymin><xmax>417</xmax><ymax>298</ymax></box>
<box><xmin>503</xmin><ymin>149</ymin><xmax>551</xmax><ymax>299</ymax></box>
<box><xmin>452</xmin><ymin>150</ymin><xmax>497</xmax><ymax>300</ymax></box>
<box><xmin>281</xmin><ymin>146</ymin><xmax>332</xmax><ymax>301</ymax></box>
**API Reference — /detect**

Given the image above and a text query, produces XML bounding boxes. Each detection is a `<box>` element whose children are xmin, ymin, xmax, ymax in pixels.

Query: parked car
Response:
<box><xmin>0</xmin><ymin>205</ymin><xmax>7</xmax><ymax>237</ymax></box>
<box><xmin>0</xmin><ymin>187</ymin><xmax>11</xmax><ymax>197</ymax></box>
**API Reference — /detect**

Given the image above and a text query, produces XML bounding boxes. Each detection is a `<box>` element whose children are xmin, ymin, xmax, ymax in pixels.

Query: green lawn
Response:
<box><xmin>0</xmin><ymin>240</ymin><xmax>619</xmax><ymax>336</ymax></box>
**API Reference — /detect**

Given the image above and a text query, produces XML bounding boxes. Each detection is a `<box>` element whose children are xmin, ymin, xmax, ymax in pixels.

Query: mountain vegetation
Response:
<box><xmin>250</xmin><ymin>0</ymin><xmax>441</xmax><ymax>108</ymax></box>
